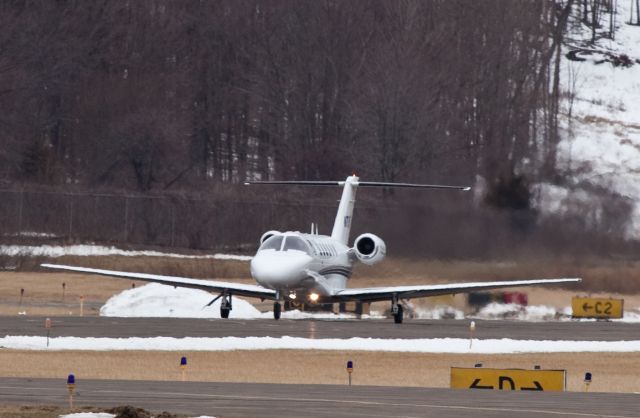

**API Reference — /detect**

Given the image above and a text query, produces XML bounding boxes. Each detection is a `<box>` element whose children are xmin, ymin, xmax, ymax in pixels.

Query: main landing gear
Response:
<box><xmin>273</xmin><ymin>302</ymin><xmax>282</xmax><ymax>320</ymax></box>
<box><xmin>205</xmin><ymin>292</ymin><xmax>232</xmax><ymax>319</ymax></box>
<box><xmin>220</xmin><ymin>294</ymin><xmax>232</xmax><ymax>318</ymax></box>
<box><xmin>391</xmin><ymin>293</ymin><xmax>403</xmax><ymax>324</ymax></box>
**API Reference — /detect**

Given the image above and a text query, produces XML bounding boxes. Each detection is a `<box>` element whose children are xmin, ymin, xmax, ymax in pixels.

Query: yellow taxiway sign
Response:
<box><xmin>451</xmin><ymin>367</ymin><xmax>566</xmax><ymax>391</ymax></box>
<box><xmin>572</xmin><ymin>297</ymin><xmax>623</xmax><ymax>319</ymax></box>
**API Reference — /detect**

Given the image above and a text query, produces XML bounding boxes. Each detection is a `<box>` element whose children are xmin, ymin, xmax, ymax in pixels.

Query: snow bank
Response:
<box><xmin>4</xmin><ymin>231</ymin><xmax>58</xmax><ymax>238</ymax></box>
<box><xmin>101</xmin><ymin>283</ymin><xmax>368</xmax><ymax>320</ymax></box>
<box><xmin>413</xmin><ymin>305</ymin><xmax>465</xmax><ymax>320</ymax></box>
<box><xmin>0</xmin><ymin>244</ymin><xmax>251</xmax><ymax>261</ymax></box>
<box><xmin>100</xmin><ymin>283</ymin><xmax>640</xmax><ymax>322</ymax></box>
<box><xmin>58</xmin><ymin>413</ymin><xmax>213</xmax><ymax>418</ymax></box>
<box><xmin>475</xmin><ymin>303</ymin><xmax>559</xmax><ymax>321</ymax></box>
<box><xmin>59</xmin><ymin>414</ymin><xmax>115</xmax><ymax>418</ymax></box>
<box><xmin>3</xmin><ymin>335</ymin><xmax>640</xmax><ymax>353</ymax></box>
<box><xmin>100</xmin><ymin>284</ymin><xmax>263</xmax><ymax>319</ymax></box>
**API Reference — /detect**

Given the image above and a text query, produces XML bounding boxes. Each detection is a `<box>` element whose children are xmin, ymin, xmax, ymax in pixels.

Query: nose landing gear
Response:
<box><xmin>392</xmin><ymin>303</ymin><xmax>404</xmax><ymax>324</ymax></box>
<box><xmin>391</xmin><ymin>293</ymin><xmax>403</xmax><ymax>324</ymax></box>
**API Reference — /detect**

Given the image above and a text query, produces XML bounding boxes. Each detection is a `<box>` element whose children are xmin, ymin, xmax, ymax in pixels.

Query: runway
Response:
<box><xmin>3</xmin><ymin>316</ymin><xmax>639</xmax><ymax>416</ymax></box>
<box><xmin>2</xmin><ymin>315</ymin><xmax>639</xmax><ymax>340</ymax></box>
<box><xmin>0</xmin><ymin>377</ymin><xmax>637</xmax><ymax>417</ymax></box>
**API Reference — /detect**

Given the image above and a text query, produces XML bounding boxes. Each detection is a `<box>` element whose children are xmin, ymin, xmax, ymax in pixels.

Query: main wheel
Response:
<box><xmin>220</xmin><ymin>297</ymin><xmax>231</xmax><ymax>319</ymax></box>
<box><xmin>274</xmin><ymin>302</ymin><xmax>282</xmax><ymax>320</ymax></box>
<box><xmin>393</xmin><ymin>304</ymin><xmax>403</xmax><ymax>324</ymax></box>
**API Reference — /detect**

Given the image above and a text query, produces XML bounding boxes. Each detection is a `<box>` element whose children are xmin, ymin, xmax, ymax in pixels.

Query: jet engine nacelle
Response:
<box><xmin>259</xmin><ymin>230</ymin><xmax>281</xmax><ymax>246</ymax></box>
<box><xmin>353</xmin><ymin>233</ymin><xmax>386</xmax><ymax>265</ymax></box>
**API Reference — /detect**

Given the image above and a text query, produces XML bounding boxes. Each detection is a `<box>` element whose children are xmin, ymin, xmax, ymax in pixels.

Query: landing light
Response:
<box><xmin>309</xmin><ymin>293</ymin><xmax>320</xmax><ymax>302</ymax></box>
<box><xmin>288</xmin><ymin>293</ymin><xmax>297</xmax><ymax>300</ymax></box>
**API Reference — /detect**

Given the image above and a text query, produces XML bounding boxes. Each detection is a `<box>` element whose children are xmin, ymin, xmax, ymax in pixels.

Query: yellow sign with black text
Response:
<box><xmin>571</xmin><ymin>297</ymin><xmax>623</xmax><ymax>319</ymax></box>
<box><xmin>450</xmin><ymin>367</ymin><xmax>566</xmax><ymax>391</ymax></box>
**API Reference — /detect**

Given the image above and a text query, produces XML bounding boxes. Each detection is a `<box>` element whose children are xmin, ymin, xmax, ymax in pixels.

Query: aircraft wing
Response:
<box><xmin>40</xmin><ymin>264</ymin><xmax>277</xmax><ymax>300</ymax></box>
<box><xmin>333</xmin><ymin>278</ymin><xmax>581</xmax><ymax>303</ymax></box>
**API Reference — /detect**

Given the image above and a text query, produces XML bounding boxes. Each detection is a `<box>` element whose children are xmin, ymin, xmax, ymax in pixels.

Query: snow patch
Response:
<box><xmin>475</xmin><ymin>303</ymin><xmax>560</xmax><ymax>321</ymax></box>
<box><xmin>3</xmin><ymin>335</ymin><xmax>640</xmax><ymax>353</ymax></box>
<box><xmin>58</xmin><ymin>412</ymin><xmax>213</xmax><ymax>418</ymax></box>
<box><xmin>4</xmin><ymin>231</ymin><xmax>58</xmax><ymax>238</ymax></box>
<box><xmin>100</xmin><ymin>284</ymin><xmax>262</xmax><ymax>319</ymax></box>
<box><xmin>59</xmin><ymin>414</ymin><xmax>115</xmax><ymax>418</ymax></box>
<box><xmin>554</xmin><ymin>0</ymin><xmax>640</xmax><ymax>237</ymax></box>
<box><xmin>413</xmin><ymin>305</ymin><xmax>465</xmax><ymax>320</ymax></box>
<box><xmin>101</xmin><ymin>284</ymin><xmax>372</xmax><ymax>320</ymax></box>
<box><xmin>0</xmin><ymin>244</ymin><xmax>251</xmax><ymax>261</ymax></box>
<box><xmin>101</xmin><ymin>283</ymin><xmax>640</xmax><ymax>323</ymax></box>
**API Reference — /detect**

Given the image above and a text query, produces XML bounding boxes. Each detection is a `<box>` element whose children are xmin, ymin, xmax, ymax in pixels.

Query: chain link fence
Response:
<box><xmin>0</xmin><ymin>187</ymin><xmax>570</xmax><ymax>258</ymax></box>
<box><xmin>0</xmin><ymin>188</ymin><xmax>348</xmax><ymax>251</ymax></box>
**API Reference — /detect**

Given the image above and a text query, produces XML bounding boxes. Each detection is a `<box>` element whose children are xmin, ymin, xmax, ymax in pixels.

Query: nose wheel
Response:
<box><xmin>391</xmin><ymin>293</ymin><xmax>403</xmax><ymax>324</ymax></box>
<box><xmin>273</xmin><ymin>302</ymin><xmax>282</xmax><ymax>320</ymax></box>
<box><xmin>392</xmin><ymin>304</ymin><xmax>404</xmax><ymax>324</ymax></box>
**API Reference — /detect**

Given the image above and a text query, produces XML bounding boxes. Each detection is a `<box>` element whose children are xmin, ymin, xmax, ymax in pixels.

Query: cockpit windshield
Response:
<box><xmin>282</xmin><ymin>236</ymin><xmax>310</xmax><ymax>254</ymax></box>
<box><xmin>259</xmin><ymin>235</ymin><xmax>283</xmax><ymax>251</ymax></box>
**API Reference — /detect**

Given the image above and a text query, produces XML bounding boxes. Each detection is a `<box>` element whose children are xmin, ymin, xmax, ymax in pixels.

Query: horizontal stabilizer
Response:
<box><xmin>245</xmin><ymin>180</ymin><xmax>341</xmax><ymax>186</ymax></box>
<box><xmin>245</xmin><ymin>180</ymin><xmax>470</xmax><ymax>191</ymax></box>
<box><xmin>358</xmin><ymin>182</ymin><xmax>470</xmax><ymax>191</ymax></box>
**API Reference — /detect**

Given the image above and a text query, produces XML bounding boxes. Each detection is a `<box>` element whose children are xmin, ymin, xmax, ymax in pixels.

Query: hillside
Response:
<box><xmin>547</xmin><ymin>0</ymin><xmax>640</xmax><ymax>238</ymax></box>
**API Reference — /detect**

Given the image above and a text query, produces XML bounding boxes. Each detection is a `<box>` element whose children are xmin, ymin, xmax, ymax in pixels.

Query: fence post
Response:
<box><xmin>68</xmin><ymin>194</ymin><xmax>73</xmax><ymax>241</ymax></box>
<box><xmin>170</xmin><ymin>204</ymin><xmax>176</xmax><ymax>247</ymax></box>
<box><xmin>17</xmin><ymin>188</ymin><xmax>24</xmax><ymax>232</ymax></box>
<box><xmin>123</xmin><ymin>196</ymin><xmax>129</xmax><ymax>243</ymax></box>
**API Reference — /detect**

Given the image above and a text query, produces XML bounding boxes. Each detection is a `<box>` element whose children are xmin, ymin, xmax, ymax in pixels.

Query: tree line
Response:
<box><xmin>1</xmin><ymin>1</ymin><xmax>569</xmax><ymax>193</ymax></box>
<box><xmin>1</xmin><ymin>0</ymin><xmax>634</xmax><ymax>256</ymax></box>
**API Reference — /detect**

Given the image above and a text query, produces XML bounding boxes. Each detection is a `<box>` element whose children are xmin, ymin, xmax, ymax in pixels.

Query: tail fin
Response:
<box><xmin>245</xmin><ymin>176</ymin><xmax>470</xmax><ymax>245</ymax></box>
<box><xmin>331</xmin><ymin>175</ymin><xmax>359</xmax><ymax>244</ymax></box>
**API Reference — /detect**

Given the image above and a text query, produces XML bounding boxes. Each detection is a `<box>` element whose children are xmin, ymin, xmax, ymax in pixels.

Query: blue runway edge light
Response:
<box><xmin>180</xmin><ymin>356</ymin><xmax>187</xmax><ymax>366</ymax></box>
<box><xmin>67</xmin><ymin>374</ymin><xmax>75</xmax><ymax>385</ymax></box>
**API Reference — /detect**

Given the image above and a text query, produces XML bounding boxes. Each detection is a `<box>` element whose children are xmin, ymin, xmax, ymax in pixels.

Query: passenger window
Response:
<box><xmin>283</xmin><ymin>236</ymin><xmax>310</xmax><ymax>254</ymax></box>
<box><xmin>320</xmin><ymin>242</ymin><xmax>331</xmax><ymax>257</ymax></box>
<box><xmin>260</xmin><ymin>235</ymin><xmax>283</xmax><ymax>251</ymax></box>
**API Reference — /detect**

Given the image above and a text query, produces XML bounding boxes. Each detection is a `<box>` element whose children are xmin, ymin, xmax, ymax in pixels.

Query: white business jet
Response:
<box><xmin>42</xmin><ymin>175</ymin><xmax>580</xmax><ymax>323</ymax></box>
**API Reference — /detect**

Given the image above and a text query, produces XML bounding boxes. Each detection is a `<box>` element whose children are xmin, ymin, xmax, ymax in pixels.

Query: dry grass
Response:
<box><xmin>0</xmin><ymin>271</ymin><xmax>255</xmax><ymax>316</ymax></box>
<box><xmin>9</xmin><ymin>254</ymin><xmax>251</xmax><ymax>279</ymax></box>
<box><xmin>352</xmin><ymin>257</ymin><xmax>640</xmax><ymax>294</ymax></box>
<box><xmin>0</xmin><ymin>405</ymin><xmax>69</xmax><ymax>418</ymax></box>
<box><xmin>0</xmin><ymin>404</ymin><xmax>182</xmax><ymax>418</ymax></box>
<box><xmin>0</xmin><ymin>350</ymin><xmax>638</xmax><ymax>393</ymax></box>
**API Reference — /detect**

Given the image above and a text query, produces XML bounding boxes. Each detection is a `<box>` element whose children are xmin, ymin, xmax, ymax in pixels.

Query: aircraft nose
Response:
<box><xmin>251</xmin><ymin>251</ymin><xmax>312</xmax><ymax>287</ymax></box>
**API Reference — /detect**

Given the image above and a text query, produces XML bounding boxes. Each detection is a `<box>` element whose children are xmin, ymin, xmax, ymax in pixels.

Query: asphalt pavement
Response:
<box><xmin>2</xmin><ymin>315</ymin><xmax>638</xmax><ymax>340</ymax></box>
<box><xmin>0</xmin><ymin>378</ymin><xmax>638</xmax><ymax>418</ymax></box>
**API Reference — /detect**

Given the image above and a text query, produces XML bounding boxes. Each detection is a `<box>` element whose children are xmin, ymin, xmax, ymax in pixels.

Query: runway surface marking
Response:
<box><xmin>0</xmin><ymin>384</ymin><xmax>634</xmax><ymax>418</ymax></box>
<box><xmin>3</xmin><ymin>335</ymin><xmax>640</xmax><ymax>353</ymax></box>
<box><xmin>0</xmin><ymin>386</ymin><xmax>633</xmax><ymax>418</ymax></box>
<box><xmin>4</xmin><ymin>378</ymin><xmax>640</xmax><ymax>417</ymax></box>
<box><xmin>4</xmin><ymin>316</ymin><xmax>640</xmax><ymax>341</ymax></box>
